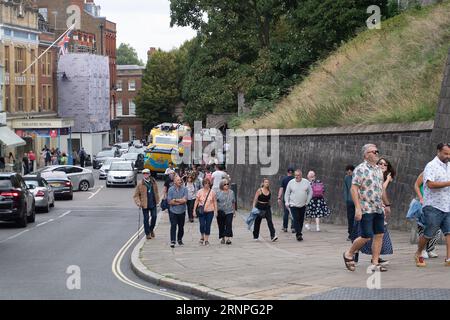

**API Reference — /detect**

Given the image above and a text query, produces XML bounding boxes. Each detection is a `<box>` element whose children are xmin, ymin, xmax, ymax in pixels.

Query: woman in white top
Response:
<box><xmin>185</xmin><ymin>174</ymin><xmax>198</xmax><ymax>223</ymax></box>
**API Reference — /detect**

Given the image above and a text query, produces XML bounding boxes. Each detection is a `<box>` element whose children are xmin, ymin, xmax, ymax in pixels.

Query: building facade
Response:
<box><xmin>114</xmin><ymin>65</ymin><xmax>145</xmax><ymax>143</ymax></box>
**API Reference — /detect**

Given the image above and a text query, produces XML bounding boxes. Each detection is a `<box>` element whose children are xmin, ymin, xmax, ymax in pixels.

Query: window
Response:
<box><xmin>30</xmin><ymin>49</ymin><xmax>36</xmax><ymax>74</ymax></box>
<box><xmin>42</xmin><ymin>85</ymin><xmax>47</xmax><ymax>109</ymax></box>
<box><xmin>47</xmin><ymin>85</ymin><xmax>52</xmax><ymax>110</ymax></box>
<box><xmin>40</xmin><ymin>49</ymin><xmax>46</xmax><ymax>76</ymax></box>
<box><xmin>116</xmin><ymin>100</ymin><xmax>122</xmax><ymax>116</ymax></box>
<box><xmin>5</xmin><ymin>85</ymin><xmax>10</xmax><ymax>112</ymax></box>
<box><xmin>128</xmin><ymin>80</ymin><xmax>136</xmax><ymax>91</ymax></box>
<box><xmin>129</xmin><ymin>128</ymin><xmax>137</xmax><ymax>141</ymax></box>
<box><xmin>39</xmin><ymin>8</ymin><xmax>48</xmax><ymax>21</ymax></box>
<box><xmin>31</xmin><ymin>86</ymin><xmax>36</xmax><ymax>111</ymax></box>
<box><xmin>129</xmin><ymin>100</ymin><xmax>136</xmax><ymax>116</ymax></box>
<box><xmin>15</xmin><ymin>47</ymin><xmax>25</xmax><ymax>74</ymax></box>
<box><xmin>46</xmin><ymin>52</ymin><xmax>51</xmax><ymax>75</ymax></box>
<box><xmin>16</xmin><ymin>85</ymin><xmax>25</xmax><ymax>111</ymax></box>
<box><xmin>5</xmin><ymin>46</ymin><xmax>9</xmax><ymax>73</ymax></box>
<box><xmin>116</xmin><ymin>80</ymin><xmax>122</xmax><ymax>91</ymax></box>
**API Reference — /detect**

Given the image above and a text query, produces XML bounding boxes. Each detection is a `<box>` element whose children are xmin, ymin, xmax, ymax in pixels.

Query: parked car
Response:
<box><xmin>37</xmin><ymin>165</ymin><xmax>95</xmax><ymax>192</ymax></box>
<box><xmin>114</xmin><ymin>142</ymin><xmax>131</xmax><ymax>155</ymax></box>
<box><xmin>120</xmin><ymin>153</ymin><xmax>144</xmax><ymax>170</ymax></box>
<box><xmin>0</xmin><ymin>173</ymin><xmax>35</xmax><ymax>227</ymax></box>
<box><xmin>128</xmin><ymin>145</ymin><xmax>145</xmax><ymax>155</ymax></box>
<box><xmin>106</xmin><ymin>161</ymin><xmax>137</xmax><ymax>188</ymax></box>
<box><xmin>98</xmin><ymin>158</ymin><xmax>125</xmax><ymax>180</ymax></box>
<box><xmin>93</xmin><ymin>150</ymin><xmax>116</xmax><ymax>169</ymax></box>
<box><xmin>41</xmin><ymin>171</ymin><xmax>73</xmax><ymax>200</ymax></box>
<box><xmin>24</xmin><ymin>175</ymin><xmax>55</xmax><ymax>213</ymax></box>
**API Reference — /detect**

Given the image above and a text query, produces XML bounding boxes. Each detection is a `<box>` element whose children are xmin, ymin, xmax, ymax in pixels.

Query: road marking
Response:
<box><xmin>3</xmin><ymin>229</ymin><xmax>30</xmax><ymax>242</ymax></box>
<box><xmin>58</xmin><ymin>210</ymin><xmax>72</xmax><ymax>219</ymax></box>
<box><xmin>37</xmin><ymin>219</ymin><xmax>54</xmax><ymax>227</ymax></box>
<box><xmin>112</xmin><ymin>226</ymin><xmax>189</xmax><ymax>300</ymax></box>
<box><xmin>88</xmin><ymin>186</ymin><xmax>104</xmax><ymax>200</ymax></box>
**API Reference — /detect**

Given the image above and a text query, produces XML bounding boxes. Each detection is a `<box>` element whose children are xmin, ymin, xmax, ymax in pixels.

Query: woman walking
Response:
<box><xmin>185</xmin><ymin>174</ymin><xmax>198</xmax><ymax>223</ymax></box>
<box><xmin>216</xmin><ymin>179</ymin><xmax>236</xmax><ymax>245</ymax></box>
<box><xmin>194</xmin><ymin>178</ymin><xmax>217</xmax><ymax>246</ymax></box>
<box><xmin>252</xmin><ymin>179</ymin><xmax>278</xmax><ymax>242</ymax></box>
<box><xmin>305</xmin><ymin>171</ymin><xmax>331</xmax><ymax>232</ymax></box>
<box><xmin>351</xmin><ymin>157</ymin><xmax>395</xmax><ymax>265</ymax></box>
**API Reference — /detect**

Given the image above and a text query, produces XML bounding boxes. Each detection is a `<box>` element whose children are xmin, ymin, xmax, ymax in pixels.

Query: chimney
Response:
<box><xmin>147</xmin><ymin>47</ymin><xmax>157</xmax><ymax>59</ymax></box>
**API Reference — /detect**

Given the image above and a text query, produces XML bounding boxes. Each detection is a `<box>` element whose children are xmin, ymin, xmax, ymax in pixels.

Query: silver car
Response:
<box><xmin>99</xmin><ymin>158</ymin><xmax>125</xmax><ymax>180</ymax></box>
<box><xmin>37</xmin><ymin>165</ymin><xmax>95</xmax><ymax>192</ymax></box>
<box><xmin>106</xmin><ymin>161</ymin><xmax>137</xmax><ymax>188</ymax></box>
<box><xmin>24</xmin><ymin>176</ymin><xmax>55</xmax><ymax>213</ymax></box>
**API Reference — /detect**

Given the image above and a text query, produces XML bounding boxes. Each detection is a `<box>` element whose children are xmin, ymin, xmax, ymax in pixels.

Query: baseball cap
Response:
<box><xmin>287</xmin><ymin>167</ymin><xmax>295</xmax><ymax>173</ymax></box>
<box><xmin>142</xmin><ymin>169</ymin><xmax>151</xmax><ymax>174</ymax></box>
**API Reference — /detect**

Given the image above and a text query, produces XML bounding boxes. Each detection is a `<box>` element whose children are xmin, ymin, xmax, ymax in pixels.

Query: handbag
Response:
<box><xmin>160</xmin><ymin>198</ymin><xmax>169</xmax><ymax>211</ymax></box>
<box><xmin>196</xmin><ymin>189</ymin><xmax>212</xmax><ymax>216</ymax></box>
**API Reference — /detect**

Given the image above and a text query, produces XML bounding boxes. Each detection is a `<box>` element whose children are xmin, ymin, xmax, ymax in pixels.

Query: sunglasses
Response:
<box><xmin>223</xmin><ymin>184</ymin><xmax>229</xmax><ymax>186</ymax></box>
<box><xmin>368</xmin><ymin>150</ymin><xmax>379</xmax><ymax>155</ymax></box>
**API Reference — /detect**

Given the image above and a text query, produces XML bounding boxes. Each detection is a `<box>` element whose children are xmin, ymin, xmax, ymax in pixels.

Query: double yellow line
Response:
<box><xmin>111</xmin><ymin>226</ymin><xmax>189</xmax><ymax>300</ymax></box>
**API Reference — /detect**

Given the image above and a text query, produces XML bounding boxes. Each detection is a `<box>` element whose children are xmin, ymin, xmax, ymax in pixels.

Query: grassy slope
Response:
<box><xmin>240</xmin><ymin>1</ymin><xmax>450</xmax><ymax>130</ymax></box>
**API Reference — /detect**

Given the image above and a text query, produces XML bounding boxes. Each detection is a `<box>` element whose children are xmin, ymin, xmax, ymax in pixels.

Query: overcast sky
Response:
<box><xmin>94</xmin><ymin>0</ymin><xmax>197</xmax><ymax>63</ymax></box>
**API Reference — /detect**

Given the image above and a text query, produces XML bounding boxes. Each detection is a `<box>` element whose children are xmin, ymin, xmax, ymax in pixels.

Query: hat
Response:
<box><xmin>287</xmin><ymin>167</ymin><xmax>295</xmax><ymax>173</ymax></box>
<box><xmin>142</xmin><ymin>169</ymin><xmax>151</xmax><ymax>174</ymax></box>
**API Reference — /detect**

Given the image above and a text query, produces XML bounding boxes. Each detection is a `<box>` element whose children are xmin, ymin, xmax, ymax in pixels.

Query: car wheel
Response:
<box><xmin>43</xmin><ymin>201</ymin><xmax>50</xmax><ymax>213</ymax></box>
<box><xmin>28</xmin><ymin>203</ymin><xmax>36</xmax><ymax>223</ymax></box>
<box><xmin>67</xmin><ymin>194</ymin><xmax>73</xmax><ymax>200</ymax></box>
<box><xmin>16</xmin><ymin>207</ymin><xmax>28</xmax><ymax>228</ymax></box>
<box><xmin>106</xmin><ymin>183</ymin><xmax>111</xmax><ymax>188</ymax></box>
<box><xmin>79</xmin><ymin>180</ymin><xmax>90</xmax><ymax>192</ymax></box>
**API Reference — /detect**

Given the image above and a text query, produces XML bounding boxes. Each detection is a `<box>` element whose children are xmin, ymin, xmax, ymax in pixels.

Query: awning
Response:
<box><xmin>0</xmin><ymin>126</ymin><xmax>26</xmax><ymax>147</ymax></box>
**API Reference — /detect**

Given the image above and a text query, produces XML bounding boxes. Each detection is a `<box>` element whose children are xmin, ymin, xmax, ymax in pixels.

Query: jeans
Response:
<box><xmin>169</xmin><ymin>211</ymin><xmax>186</xmax><ymax>243</ymax></box>
<box><xmin>253</xmin><ymin>207</ymin><xmax>276</xmax><ymax>239</ymax></box>
<box><xmin>423</xmin><ymin>206</ymin><xmax>450</xmax><ymax>238</ymax></box>
<box><xmin>346</xmin><ymin>201</ymin><xmax>355</xmax><ymax>237</ymax></box>
<box><xmin>360</xmin><ymin>213</ymin><xmax>384</xmax><ymax>239</ymax></box>
<box><xmin>142</xmin><ymin>207</ymin><xmax>157</xmax><ymax>236</ymax></box>
<box><xmin>283</xmin><ymin>206</ymin><xmax>293</xmax><ymax>230</ymax></box>
<box><xmin>217</xmin><ymin>211</ymin><xmax>234</xmax><ymax>238</ymax></box>
<box><xmin>290</xmin><ymin>206</ymin><xmax>306</xmax><ymax>238</ymax></box>
<box><xmin>199</xmin><ymin>211</ymin><xmax>214</xmax><ymax>235</ymax></box>
<box><xmin>187</xmin><ymin>199</ymin><xmax>195</xmax><ymax>221</ymax></box>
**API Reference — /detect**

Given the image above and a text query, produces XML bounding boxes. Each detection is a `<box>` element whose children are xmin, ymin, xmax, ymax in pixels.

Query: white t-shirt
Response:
<box><xmin>423</xmin><ymin>156</ymin><xmax>450</xmax><ymax>212</ymax></box>
<box><xmin>165</xmin><ymin>168</ymin><xmax>175</xmax><ymax>175</ymax></box>
<box><xmin>212</xmin><ymin>170</ymin><xmax>227</xmax><ymax>190</ymax></box>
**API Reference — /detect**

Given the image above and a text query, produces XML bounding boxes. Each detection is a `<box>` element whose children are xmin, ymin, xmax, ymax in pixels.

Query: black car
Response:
<box><xmin>42</xmin><ymin>172</ymin><xmax>73</xmax><ymax>200</ymax></box>
<box><xmin>93</xmin><ymin>150</ymin><xmax>116</xmax><ymax>169</ymax></box>
<box><xmin>0</xmin><ymin>173</ymin><xmax>35</xmax><ymax>228</ymax></box>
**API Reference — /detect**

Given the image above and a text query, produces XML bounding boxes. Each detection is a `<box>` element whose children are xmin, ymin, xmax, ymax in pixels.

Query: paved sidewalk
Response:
<box><xmin>133</xmin><ymin>211</ymin><xmax>450</xmax><ymax>300</ymax></box>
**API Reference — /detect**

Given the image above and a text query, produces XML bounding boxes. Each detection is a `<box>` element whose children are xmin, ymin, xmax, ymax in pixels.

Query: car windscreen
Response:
<box><xmin>25</xmin><ymin>180</ymin><xmax>41</xmax><ymax>188</ymax></box>
<box><xmin>97</xmin><ymin>151</ymin><xmax>114</xmax><ymax>158</ymax></box>
<box><xmin>155</xmin><ymin>136</ymin><xmax>177</xmax><ymax>145</ymax></box>
<box><xmin>109</xmin><ymin>163</ymin><xmax>133</xmax><ymax>171</ymax></box>
<box><xmin>0</xmin><ymin>177</ymin><xmax>12</xmax><ymax>189</ymax></box>
<box><xmin>122</xmin><ymin>153</ymin><xmax>138</xmax><ymax>160</ymax></box>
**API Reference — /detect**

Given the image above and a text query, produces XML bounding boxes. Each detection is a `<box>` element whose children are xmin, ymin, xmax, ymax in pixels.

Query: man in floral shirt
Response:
<box><xmin>343</xmin><ymin>144</ymin><xmax>391</xmax><ymax>272</ymax></box>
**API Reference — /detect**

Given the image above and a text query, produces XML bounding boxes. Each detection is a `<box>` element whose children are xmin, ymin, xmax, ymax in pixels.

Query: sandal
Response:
<box><xmin>343</xmin><ymin>252</ymin><xmax>356</xmax><ymax>271</ymax></box>
<box><xmin>370</xmin><ymin>264</ymin><xmax>388</xmax><ymax>272</ymax></box>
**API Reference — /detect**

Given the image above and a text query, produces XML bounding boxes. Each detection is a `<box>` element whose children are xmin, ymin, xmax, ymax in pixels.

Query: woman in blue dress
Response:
<box><xmin>351</xmin><ymin>157</ymin><xmax>395</xmax><ymax>265</ymax></box>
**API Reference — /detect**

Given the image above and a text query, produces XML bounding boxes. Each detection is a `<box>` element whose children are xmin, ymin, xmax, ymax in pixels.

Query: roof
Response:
<box><xmin>117</xmin><ymin>65</ymin><xmax>145</xmax><ymax>71</ymax></box>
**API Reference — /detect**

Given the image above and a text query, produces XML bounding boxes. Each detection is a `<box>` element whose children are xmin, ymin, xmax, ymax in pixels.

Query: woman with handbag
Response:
<box><xmin>216</xmin><ymin>179</ymin><xmax>236</xmax><ymax>245</ymax></box>
<box><xmin>252</xmin><ymin>179</ymin><xmax>278</xmax><ymax>242</ymax></box>
<box><xmin>193</xmin><ymin>178</ymin><xmax>217</xmax><ymax>246</ymax></box>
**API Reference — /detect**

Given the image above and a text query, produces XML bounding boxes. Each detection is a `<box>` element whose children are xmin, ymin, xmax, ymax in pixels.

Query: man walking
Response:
<box><xmin>278</xmin><ymin>167</ymin><xmax>295</xmax><ymax>233</ymax></box>
<box><xmin>414</xmin><ymin>143</ymin><xmax>450</xmax><ymax>267</ymax></box>
<box><xmin>344</xmin><ymin>165</ymin><xmax>355</xmax><ymax>241</ymax></box>
<box><xmin>167</xmin><ymin>175</ymin><xmax>188</xmax><ymax>248</ymax></box>
<box><xmin>133</xmin><ymin>169</ymin><xmax>160</xmax><ymax>240</ymax></box>
<box><xmin>22</xmin><ymin>153</ymin><xmax>30</xmax><ymax>175</ymax></box>
<box><xmin>284</xmin><ymin>169</ymin><xmax>312</xmax><ymax>241</ymax></box>
<box><xmin>28</xmin><ymin>151</ymin><xmax>36</xmax><ymax>173</ymax></box>
<box><xmin>343</xmin><ymin>144</ymin><xmax>391</xmax><ymax>272</ymax></box>
<box><xmin>79</xmin><ymin>148</ymin><xmax>86</xmax><ymax>168</ymax></box>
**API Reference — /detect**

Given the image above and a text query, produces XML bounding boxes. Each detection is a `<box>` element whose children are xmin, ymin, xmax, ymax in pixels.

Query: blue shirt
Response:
<box><xmin>281</xmin><ymin>175</ymin><xmax>294</xmax><ymax>197</ymax></box>
<box><xmin>167</xmin><ymin>185</ymin><xmax>188</xmax><ymax>214</ymax></box>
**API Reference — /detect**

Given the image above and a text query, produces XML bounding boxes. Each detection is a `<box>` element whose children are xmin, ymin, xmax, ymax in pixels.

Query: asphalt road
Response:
<box><xmin>0</xmin><ymin>171</ymin><xmax>193</xmax><ymax>300</ymax></box>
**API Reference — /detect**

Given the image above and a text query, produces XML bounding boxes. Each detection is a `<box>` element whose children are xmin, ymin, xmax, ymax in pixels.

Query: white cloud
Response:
<box><xmin>94</xmin><ymin>0</ymin><xmax>197</xmax><ymax>63</ymax></box>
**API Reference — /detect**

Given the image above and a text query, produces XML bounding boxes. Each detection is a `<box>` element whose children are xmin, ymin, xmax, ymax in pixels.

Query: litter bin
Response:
<box><xmin>231</xmin><ymin>183</ymin><xmax>238</xmax><ymax>210</ymax></box>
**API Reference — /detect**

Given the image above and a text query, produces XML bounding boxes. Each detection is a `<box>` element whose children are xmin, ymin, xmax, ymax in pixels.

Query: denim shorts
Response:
<box><xmin>423</xmin><ymin>206</ymin><xmax>450</xmax><ymax>239</ymax></box>
<box><xmin>360</xmin><ymin>212</ymin><xmax>385</xmax><ymax>239</ymax></box>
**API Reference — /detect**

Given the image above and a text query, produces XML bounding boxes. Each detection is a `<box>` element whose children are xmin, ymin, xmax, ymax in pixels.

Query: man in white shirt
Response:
<box><xmin>165</xmin><ymin>163</ymin><xmax>175</xmax><ymax>176</ymax></box>
<box><xmin>415</xmin><ymin>143</ymin><xmax>450</xmax><ymax>267</ymax></box>
<box><xmin>211</xmin><ymin>164</ymin><xmax>228</xmax><ymax>192</ymax></box>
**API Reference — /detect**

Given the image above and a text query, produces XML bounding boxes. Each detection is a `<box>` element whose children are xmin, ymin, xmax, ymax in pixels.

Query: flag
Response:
<box><xmin>58</xmin><ymin>26</ymin><xmax>74</xmax><ymax>56</ymax></box>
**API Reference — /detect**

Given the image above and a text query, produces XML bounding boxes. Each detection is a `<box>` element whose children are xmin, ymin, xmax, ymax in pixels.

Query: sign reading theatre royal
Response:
<box><xmin>11</xmin><ymin>119</ymin><xmax>75</xmax><ymax>130</ymax></box>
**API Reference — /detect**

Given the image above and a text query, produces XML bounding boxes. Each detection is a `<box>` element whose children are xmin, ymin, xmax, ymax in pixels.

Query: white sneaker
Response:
<box><xmin>421</xmin><ymin>250</ymin><xmax>429</xmax><ymax>259</ymax></box>
<box><xmin>305</xmin><ymin>224</ymin><xmax>311</xmax><ymax>230</ymax></box>
<box><xmin>316</xmin><ymin>225</ymin><xmax>320</xmax><ymax>232</ymax></box>
<box><xmin>428</xmin><ymin>250</ymin><xmax>439</xmax><ymax>258</ymax></box>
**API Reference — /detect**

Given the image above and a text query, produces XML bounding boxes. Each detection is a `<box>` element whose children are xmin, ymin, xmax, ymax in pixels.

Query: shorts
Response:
<box><xmin>360</xmin><ymin>212</ymin><xmax>385</xmax><ymax>239</ymax></box>
<box><xmin>423</xmin><ymin>206</ymin><xmax>450</xmax><ymax>239</ymax></box>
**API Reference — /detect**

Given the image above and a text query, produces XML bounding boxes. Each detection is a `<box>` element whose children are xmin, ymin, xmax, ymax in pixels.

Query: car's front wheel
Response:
<box><xmin>28</xmin><ymin>202</ymin><xmax>36</xmax><ymax>223</ymax></box>
<box><xmin>79</xmin><ymin>180</ymin><xmax>90</xmax><ymax>192</ymax></box>
<box><xmin>16</xmin><ymin>207</ymin><xmax>28</xmax><ymax>228</ymax></box>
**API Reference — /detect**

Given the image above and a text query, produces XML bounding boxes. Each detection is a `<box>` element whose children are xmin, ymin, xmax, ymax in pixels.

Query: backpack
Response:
<box><xmin>312</xmin><ymin>181</ymin><xmax>325</xmax><ymax>198</ymax></box>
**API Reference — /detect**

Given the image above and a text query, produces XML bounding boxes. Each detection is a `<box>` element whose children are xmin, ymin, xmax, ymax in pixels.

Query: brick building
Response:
<box><xmin>114</xmin><ymin>65</ymin><xmax>145</xmax><ymax>143</ymax></box>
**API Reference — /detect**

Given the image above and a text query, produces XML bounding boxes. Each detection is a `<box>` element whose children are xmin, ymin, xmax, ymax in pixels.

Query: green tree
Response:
<box><xmin>135</xmin><ymin>49</ymin><xmax>186</xmax><ymax>130</ymax></box>
<box><xmin>117</xmin><ymin>43</ymin><xmax>144</xmax><ymax>66</ymax></box>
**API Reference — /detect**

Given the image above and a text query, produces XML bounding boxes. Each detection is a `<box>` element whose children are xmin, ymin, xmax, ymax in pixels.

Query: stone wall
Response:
<box><xmin>227</xmin><ymin>49</ymin><xmax>450</xmax><ymax>231</ymax></box>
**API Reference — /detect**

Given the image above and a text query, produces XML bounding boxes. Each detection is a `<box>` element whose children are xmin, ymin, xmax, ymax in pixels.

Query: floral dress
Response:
<box><xmin>306</xmin><ymin>179</ymin><xmax>331</xmax><ymax>218</ymax></box>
